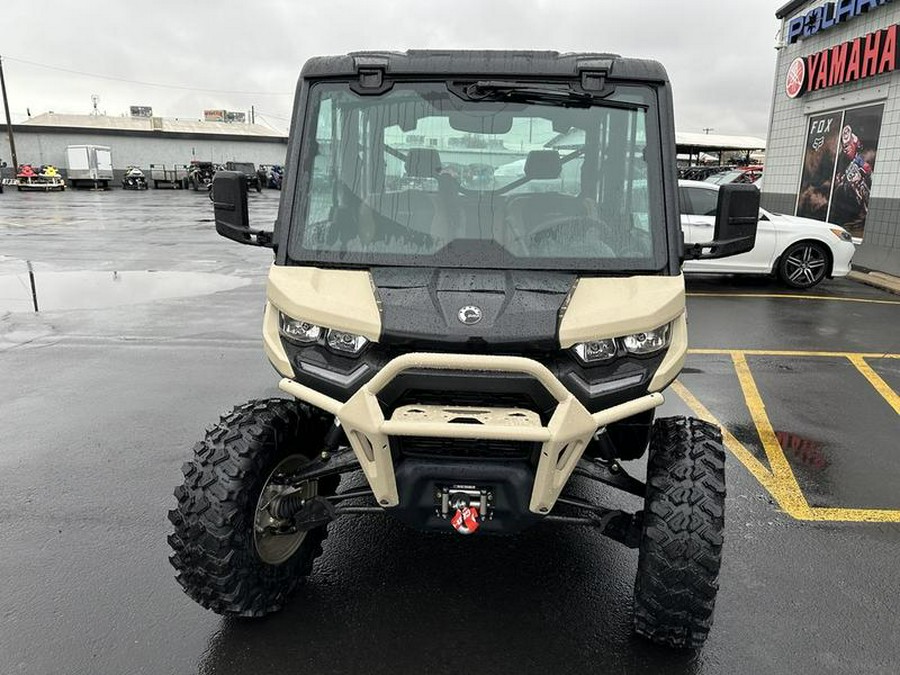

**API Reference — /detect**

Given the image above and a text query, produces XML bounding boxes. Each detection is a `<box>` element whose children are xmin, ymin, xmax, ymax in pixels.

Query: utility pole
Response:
<box><xmin>0</xmin><ymin>55</ymin><xmax>19</xmax><ymax>171</ymax></box>
<box><xmin>251</xmin><ymin>105</ymin><xmax>255</xmax><ymax>125</ymax></box>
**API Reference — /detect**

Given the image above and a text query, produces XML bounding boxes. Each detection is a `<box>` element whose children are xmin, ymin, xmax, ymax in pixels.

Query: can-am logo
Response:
<box><xmin>787</xmin><ymin>0</ymin><xmax>894</xmax><ymax>44</ymax></box>
<box><xmin>785</xmin><ymin>24</ymin><xmax>898</xmax><ymax>97</ymax></box>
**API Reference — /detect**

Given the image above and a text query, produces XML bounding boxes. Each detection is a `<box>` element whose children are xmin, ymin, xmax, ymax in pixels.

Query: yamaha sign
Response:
<box><xmin>786</xmin><ymin>24</ymin><xmax>898</xmax><ymax>97</ymax></box>
<box><xmin>787</xmin><ymin>0</ymin><xmax>894</xmax><ymax>44</ymax></box>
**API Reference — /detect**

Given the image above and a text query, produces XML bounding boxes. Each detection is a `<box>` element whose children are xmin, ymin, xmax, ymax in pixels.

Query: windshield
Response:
<box><xmin>288</xmin><ymin>81</ymin><xmax>666</xmax><ymax>271</ymax></box>
<box><xmin>230</xmin><ymin>162</ymin><xmax>255</xmax><ymax>173</ymax></box>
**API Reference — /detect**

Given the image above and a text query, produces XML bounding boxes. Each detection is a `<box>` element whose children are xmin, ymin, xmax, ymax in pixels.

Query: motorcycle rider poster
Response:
<box><xmin>795</xmin><ymin>104</ymin><xmax>883</xmax><ymax>239</ymax></box>
<box><xmin>829</xmin><ymin>104</ymin><xmax>883</xmax><ymax>239</ymax></box>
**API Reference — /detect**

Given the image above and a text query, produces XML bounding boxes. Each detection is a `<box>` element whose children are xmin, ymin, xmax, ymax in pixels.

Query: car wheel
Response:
<box><xmin>777</xmin><ymin>241</ymin><xmax>829</xmax><ymax>289</ymax></box>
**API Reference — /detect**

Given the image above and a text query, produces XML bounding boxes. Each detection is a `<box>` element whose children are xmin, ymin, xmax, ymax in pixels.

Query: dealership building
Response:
<box><xmin>765</xmin><ymin>0</ymin><xmax>900</xmax><ymax>275</ymax></box>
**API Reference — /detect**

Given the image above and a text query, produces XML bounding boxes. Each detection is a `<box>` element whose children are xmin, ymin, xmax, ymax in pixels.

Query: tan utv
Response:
<box><xmin>168</xmin><ymin>51</ymin><xmax>760</xmax><ymax>649</ymax></box>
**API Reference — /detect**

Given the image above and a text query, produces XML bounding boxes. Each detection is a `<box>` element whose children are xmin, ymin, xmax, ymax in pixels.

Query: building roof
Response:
<box><xmin>775</xmin><ymin>0</ymin><xmax>811</xmax><ymax>20</ymax></box>
<box><xmin>549</xmin><ymin>128</ymin><xmax>765</xmax><ymax>152</ymax></box>
<box><xmin>20</xmin><ymin>113</ymin><xmax>287</xmax><ymax>138</ymax></box>
<box><xmin>675</xmin><ymin>132</ymin><xmax>767</xmax><ymax>152</ymax></box>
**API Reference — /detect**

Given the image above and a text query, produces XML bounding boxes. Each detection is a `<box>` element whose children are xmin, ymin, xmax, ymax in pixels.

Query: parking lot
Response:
<box><xmin>1</xmin><ymin>189</ymin><xmax>898</xmax><ymax>674</ymax></box>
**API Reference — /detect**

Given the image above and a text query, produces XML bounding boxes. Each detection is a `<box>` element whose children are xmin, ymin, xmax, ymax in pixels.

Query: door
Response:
<box><xmin>95</xmin><ymin>149</ymin><xmax>113</xmax><ymax>179</ymax></box>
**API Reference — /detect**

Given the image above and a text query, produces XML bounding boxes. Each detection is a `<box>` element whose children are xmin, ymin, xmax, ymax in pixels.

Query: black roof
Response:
<box><xmin>299</xmin><ymin>50</ymin><xmax>669</xmax><ymax>83</ymax></box>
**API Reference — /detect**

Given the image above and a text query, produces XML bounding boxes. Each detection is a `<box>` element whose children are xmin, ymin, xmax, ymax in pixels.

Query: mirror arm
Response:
<box><xmin>684</xmin><ymin>237</ymin><xmax>751</xmax><ymax>260</ymax></box>
<box><xmin>253</xmin><ymin>229</ymin><xmax>275</xmax><ymax>248</ymax></box>
<box><xmin>215</xmin><ymin>220</ymin><xmax>275</xmax><ymax>248</ymax></box>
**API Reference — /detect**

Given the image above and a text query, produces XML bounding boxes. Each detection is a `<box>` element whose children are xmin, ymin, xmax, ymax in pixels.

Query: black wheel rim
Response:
<box><xmin>784</xmin><ymin>245</ymin><xmax>826</xmax><ymax>286</ymax></box>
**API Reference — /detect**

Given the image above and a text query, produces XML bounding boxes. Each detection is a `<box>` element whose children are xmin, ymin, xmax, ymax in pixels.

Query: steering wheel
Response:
<box><xmin>524</xmin><ymin>215</ymin><xmax>618</xmax><ymax>258</ymax></box>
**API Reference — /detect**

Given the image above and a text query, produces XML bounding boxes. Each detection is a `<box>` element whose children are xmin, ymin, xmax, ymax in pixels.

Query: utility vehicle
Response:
<box><xmin>169</xmin><ymin>51</ymin><xmax>759</xmax><ymax>649</ymax></box>
<box><xmin>224</xmin><ymin>161</ymin><xmax>264</xmax><ymax>192</ymax></box>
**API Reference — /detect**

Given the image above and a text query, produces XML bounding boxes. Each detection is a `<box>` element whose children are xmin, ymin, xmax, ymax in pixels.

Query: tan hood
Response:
<box><xmin>266</xmin><ymin>265</ymin><xmax>382</xmax><ymax>341</ymax></box>
<box><xmin>558</xmin><ymin>274</ymin><xmax>685</xmax><ymax>348</ymax></box>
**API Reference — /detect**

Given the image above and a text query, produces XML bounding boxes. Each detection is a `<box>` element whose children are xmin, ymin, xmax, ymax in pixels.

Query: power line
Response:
<box><xmin>2</xmin><ymin>55</ymin><xmax>293</xmax><ymax>96</ymax></box>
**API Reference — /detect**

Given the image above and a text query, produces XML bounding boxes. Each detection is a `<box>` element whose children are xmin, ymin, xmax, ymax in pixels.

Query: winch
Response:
<box><xmin>436</xmin><ymin>484</ymin><xmax>494</xmax><ymax>534</ymax></box>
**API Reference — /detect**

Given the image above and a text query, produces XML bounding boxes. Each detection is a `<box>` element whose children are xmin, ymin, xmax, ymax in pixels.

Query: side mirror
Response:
<box><xmin>685</xmin><ymin>184</ymin><xmax>760</xmax><ymax>260</ymax></box>
<box><xmin>211</xmin><ymin>171</ymin><xmax>274</xmax><ymax>247</ymax></box>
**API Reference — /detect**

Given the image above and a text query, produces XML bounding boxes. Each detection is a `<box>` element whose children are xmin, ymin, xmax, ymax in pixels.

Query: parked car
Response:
<box><xmin>679</xmin><ymin>165</ymin><xmax>736</xmax><ymax>181</ymax></box>
<box><xmin>704</xmin><ymin>168</ymin><xmax>762</xmax><ymax>185</ymax></box>
<box><xmin>679</xmin><ymin>180</ymin><xmax>855</xmax><ymax>289</ymax></box>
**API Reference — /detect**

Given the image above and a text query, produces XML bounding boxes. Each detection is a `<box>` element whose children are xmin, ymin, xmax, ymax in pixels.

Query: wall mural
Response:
<box><xmin>796</xmin><ymin>103</ymin><xmax>884</xmax><ymax>238</ymax></box>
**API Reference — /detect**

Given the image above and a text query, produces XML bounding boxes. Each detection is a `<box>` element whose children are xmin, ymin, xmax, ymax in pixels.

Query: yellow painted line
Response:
<box><xmin>688</xmin><ymin>349</ymin><xmax>900</xmax><ymax>359</ymax></box>
<box><xmin>687</xmin><ymin>292</ymin><xmax>900</xmax><ymax>305</ymax></box>
<box><xmin>803</xmin><ymin>507</ymin><xmax>900</xmax><ymax>523</ymax></box>
<box><xmin>847</xmin><ymin>355</ymin><xmax>900</xmax><ymax>416</ymax></box>
<box><xmin>729</xmin><ymin>352</ymin><xmax>813</xmax><ymax>517</ymax></box>
<box><xmin>674</xmin><ymin>358</ymin><xmax>900</xmax><ymax>523</ymax></box>
<box><xmin>670</xmin><ymin>380</ymin><xmax>776</xmax><ymax>486</ymax></box>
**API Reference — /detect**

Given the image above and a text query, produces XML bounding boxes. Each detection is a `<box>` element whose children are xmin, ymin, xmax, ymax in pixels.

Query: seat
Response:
<box><xmin>505</xmin><ymin>151</ymin><xmax>589</xmax><ymax>251</ymax></box>
<box><xmin>404</xmin><ymin>148</ymin><xmax>442</xmax><ymax>178</ymax></box>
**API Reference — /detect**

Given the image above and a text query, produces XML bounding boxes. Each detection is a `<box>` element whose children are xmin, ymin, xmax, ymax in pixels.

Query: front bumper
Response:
<box><xmin>279</xmin><ymin>352</ymin><xmax>663</xmax><ymax>514</ymax></box>
<box><xmin>831</xmin><ymin>240</ymin><xmax>856</xmax><ymax>277</ymax></box>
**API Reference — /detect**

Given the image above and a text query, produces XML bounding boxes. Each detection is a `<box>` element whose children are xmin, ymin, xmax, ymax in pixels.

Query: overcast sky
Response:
<box><xmin>1</xmin><ymin>1</ymin><xmax>783</xmax><ymax>138</ymax></box>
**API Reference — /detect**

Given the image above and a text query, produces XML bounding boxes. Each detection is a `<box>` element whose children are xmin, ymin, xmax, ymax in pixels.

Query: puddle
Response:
<box><xmin>0</xmin><ymin>269</ymin><xmax>251</xmax><ymax>312</ymax></box>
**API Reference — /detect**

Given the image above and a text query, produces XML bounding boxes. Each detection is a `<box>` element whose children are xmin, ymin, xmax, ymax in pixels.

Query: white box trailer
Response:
<box><xmin>66</xmin><ymin>145</ymin><xmax>114</xmax><ymax>189</ymax></box>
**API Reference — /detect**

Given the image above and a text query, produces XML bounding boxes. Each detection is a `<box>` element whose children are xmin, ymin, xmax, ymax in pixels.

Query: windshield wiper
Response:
<box><xmin>467</xmin><ymin>81</ymin><xmax>592</xmax><ymax>105</ymax></box>
<box><xmin>456</xmin><ymin>81</ymin><xmax>645</xmax><ymax>110</ymax></box>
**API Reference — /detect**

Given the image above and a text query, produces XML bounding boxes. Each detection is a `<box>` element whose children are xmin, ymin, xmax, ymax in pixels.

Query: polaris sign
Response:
<box><xmin>787</xmin><ymin>0</ymin><xmax>894</xmax><ymax>44</ymax></box>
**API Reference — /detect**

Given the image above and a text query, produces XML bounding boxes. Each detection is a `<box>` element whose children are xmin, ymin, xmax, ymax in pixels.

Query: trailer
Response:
<box><xmin>66</xmin><ymin>145</ymin><xmax>114</xmax><ymax>189</ymax></box>
<box><xmin>16</xmin><ymin>164</ymin><xmax>66</xmax><ymax>192</ymax></box>
<box><xmin>149</xmin><ymin>163</ymin><xmax>189</xmax><ymax>189</ymax></box>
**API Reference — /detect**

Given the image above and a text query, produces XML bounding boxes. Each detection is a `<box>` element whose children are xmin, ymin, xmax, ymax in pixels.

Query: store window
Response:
<box><xmin>796</xmin><ymin>104</ymin><xmax>884</xmax><ymax>238</ymax></box>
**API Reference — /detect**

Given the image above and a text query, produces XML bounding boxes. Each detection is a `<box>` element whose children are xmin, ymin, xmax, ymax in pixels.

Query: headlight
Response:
<box><xmin>830</xmin><ymin>227</ymin><xmax>852</xmax><ymax>242</ymax></box>
<box><xmin>279</xmin><ymin>314</ymin><xmax>322</xmax><ymax>343</ymax></box>
<box><xmin>622</xmin><ymin>324</ymin><xmax>670</xmax><ymax>355</ymax></box>
<box><xmin>326</xmin><ymin>329</ymin><xmax>369</xmax><ymax>355</ymax></box>
<box><xmin>572</xmin><ymin>338</ymin><xmax>618</xmax><ymax>364</ymax></box>
<box><xmin>571</xmin><ymin>323</ymin><xmax>670</xmax><ymax>364</ymax></box>
<box><xmin>278</xmin><ymin>312</ymin><xmax>369</xmax><ymax>356</ymax></box>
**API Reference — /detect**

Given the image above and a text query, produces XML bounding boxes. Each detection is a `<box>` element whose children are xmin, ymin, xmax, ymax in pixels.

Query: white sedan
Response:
<box><xmin>679</xmin><ymin>180</ymin><xmax>856</xmax><ymax>289</ymax></box>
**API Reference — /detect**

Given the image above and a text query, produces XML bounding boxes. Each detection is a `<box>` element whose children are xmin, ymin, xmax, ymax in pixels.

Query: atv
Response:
<box><xmin>122</xmin><ymin>166</ymin><xmax>149</xmax><ymax>190</ymax></box>
<box><xmin>169</xmin><ymin>51</ymin><xmax>759</xmax><ymax>649</ymax></box>
<box><xmin>186</xmin><ymin>160</ymin><xmax>216</xmax><ymax>191</ymax></box>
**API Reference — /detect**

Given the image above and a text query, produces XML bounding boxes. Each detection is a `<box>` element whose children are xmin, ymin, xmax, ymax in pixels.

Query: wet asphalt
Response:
<box><xmin>1</xmin><ymin>189</ymin><xmax>898</xmax><ymax>675</ymax></box>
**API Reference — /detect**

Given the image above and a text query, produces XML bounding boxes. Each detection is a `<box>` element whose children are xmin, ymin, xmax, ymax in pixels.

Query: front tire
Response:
<box><xmin>168</xmin><ymin>398</ymin><xmax>333</xmax><ymax>616</ymax></box>
<box><xmin>633</xmin><ymin>416</ymin><xmax>725</xmax><ymax>649</ymax></box>
<box><xmin>777</xmin><ymin>241</ymin><xmax>829</xmax><ymax>289</ymax></box>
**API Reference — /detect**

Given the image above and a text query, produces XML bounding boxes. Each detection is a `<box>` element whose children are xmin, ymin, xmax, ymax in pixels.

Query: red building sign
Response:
<box><xmin>786</xmin><ymin>24</ymin><xmax>898</xmax><ymax>97</ymax></box>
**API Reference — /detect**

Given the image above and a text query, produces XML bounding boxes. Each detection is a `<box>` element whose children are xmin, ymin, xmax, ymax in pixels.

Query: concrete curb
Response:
<box><xmin>848</xmin><ymin>270</ymin><xmax>900</xmax><ymax>295</ymax></box>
